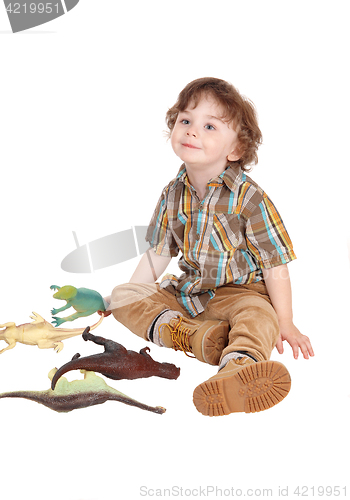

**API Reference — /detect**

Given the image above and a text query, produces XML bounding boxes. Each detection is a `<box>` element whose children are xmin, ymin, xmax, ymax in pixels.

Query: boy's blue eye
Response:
<box><xmin>181</xmin><ymin>119</ymin><xmax>190</xmax><ymax>125</ymax></box>
<box><xmin>205</xmin><ymin>124</ymin><xmax>215</xmax><ymax>130</ymax></box>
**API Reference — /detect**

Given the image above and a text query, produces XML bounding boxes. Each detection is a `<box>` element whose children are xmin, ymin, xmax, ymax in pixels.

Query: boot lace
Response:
<box><xmin>159</xmin><ymin>317</ymin><xmax>196</xmax><ymax>358</ymax></box>
<box><xmin>234</xmin><ymin>357</ymin><xmax>250</xmax><ymax>366</ymax></box>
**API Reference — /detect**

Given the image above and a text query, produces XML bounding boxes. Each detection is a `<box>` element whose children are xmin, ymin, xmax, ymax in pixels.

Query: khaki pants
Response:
<box><xmin>110</xmin><ymin>281</ymin><xmax>279</xmax><ymax>363</ymax></box>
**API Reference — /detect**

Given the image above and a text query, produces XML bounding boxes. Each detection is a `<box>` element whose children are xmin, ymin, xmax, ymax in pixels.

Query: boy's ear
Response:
<box><xmin>227</xmin><ymin>136</ymin><xmax>243</xmax><ymax>162</ymax></box>
<box><xmin>227</xmin><ymin>147</ymin><xmax>242</xmax><ymax>162</ymax></box>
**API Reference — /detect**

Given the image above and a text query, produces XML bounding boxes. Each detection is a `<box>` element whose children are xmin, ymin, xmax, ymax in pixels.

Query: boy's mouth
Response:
<box><xmin>182</xmin><ymin>143</ymin><xmax>200</xmax><ymax>149</ymax></box>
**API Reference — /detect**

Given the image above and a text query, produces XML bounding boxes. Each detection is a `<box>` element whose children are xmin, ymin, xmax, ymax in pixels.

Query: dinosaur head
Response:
<box><xmin>53</xmin><ymin>285</ymin><xmax>78</xmax><ymax>301</ymax></box>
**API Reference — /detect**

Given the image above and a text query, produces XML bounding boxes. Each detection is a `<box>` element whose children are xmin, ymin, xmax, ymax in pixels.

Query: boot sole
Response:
<box><xmin>202</xmin><ymin>322</ymin><xmax>230</xmax><ymax>365</ymax></box>
<box><xmin>193</xmin><ymin>360</ymin><xmax>291</xmax><ymax>416</ymax></box>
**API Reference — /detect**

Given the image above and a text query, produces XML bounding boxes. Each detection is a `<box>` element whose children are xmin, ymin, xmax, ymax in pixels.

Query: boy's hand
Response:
<box><xmin>276</xmin><ymin>322</ymin><xmax>314</xmax><ymax>360</ymax></box>
<box><xmin>97</xmin><ymin>310</ymin><xmax>112</xmax><ymax>317</ymax></box>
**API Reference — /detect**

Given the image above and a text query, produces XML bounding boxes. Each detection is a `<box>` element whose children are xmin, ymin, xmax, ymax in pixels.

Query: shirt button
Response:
<box><xmin>196</xmin><ymin>233</ymin><xmax>200</xmax><ymax>240</ymax></box>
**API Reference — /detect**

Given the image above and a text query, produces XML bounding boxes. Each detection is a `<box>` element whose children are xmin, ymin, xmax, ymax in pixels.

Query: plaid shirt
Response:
<box><xmin>146</xmin><ymin>164</ymin><xmax>296</xmax><ymax>317</ymax></box>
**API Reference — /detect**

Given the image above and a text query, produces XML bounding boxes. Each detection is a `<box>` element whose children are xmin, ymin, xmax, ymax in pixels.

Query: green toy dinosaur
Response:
<box><xmin>51</xmin><ymin>285</ymin><xmax>108</xmax><ymax>327</ymax></box>
<box><xmin>0</xmin><ymin>368</ymin><xmax>166</xmax><ymax>414</ymax></box>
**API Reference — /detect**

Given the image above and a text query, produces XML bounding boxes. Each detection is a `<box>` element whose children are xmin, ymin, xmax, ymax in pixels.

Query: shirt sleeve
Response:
<box><xmin>245</xmin><ymin>193</ymin><xmax>296</xmax><ymax>269</ymax></box>
<box><xmin>145</xmin><ymin>186</ymin><xmax>180</xmax><ymax>258</ymax></box>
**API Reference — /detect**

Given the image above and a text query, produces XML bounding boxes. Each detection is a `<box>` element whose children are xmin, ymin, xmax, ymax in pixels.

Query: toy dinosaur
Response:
<box><xmin>0</xmin><ymin>312</ymin><xmax>104</xmax><ymax>354</ymax></box>
<box><xmin>51</xmin><ymin>285</ymin><xmax>108</xmax><ymax>326</ymax></box>
<box><xmin>0</xmin><ymin>368</ymin><xmax>165</xmax><ymax>414</ymax></box>
<box><xmin>51</xmin><ymin>328</ymin><xmax>180</xmax><ymax>389</ymax></box>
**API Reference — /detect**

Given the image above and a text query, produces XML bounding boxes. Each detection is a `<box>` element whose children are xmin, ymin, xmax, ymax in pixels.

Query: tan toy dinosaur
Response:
<box><xmin>0</xmin><ymin>312</ymin><xmax>104</xmax><ymax>354</ymax></box>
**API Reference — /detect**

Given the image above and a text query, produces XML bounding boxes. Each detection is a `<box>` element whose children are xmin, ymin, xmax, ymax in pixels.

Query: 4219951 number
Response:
<box><xmin>6</xmin><ymin>3</ymin><xmax>60</xmax><ymax>14</ymax></box>
<box><xmin>294</xmin><ymin>486</ymin><xmax>347</xmax><ymax>496</ymax></box>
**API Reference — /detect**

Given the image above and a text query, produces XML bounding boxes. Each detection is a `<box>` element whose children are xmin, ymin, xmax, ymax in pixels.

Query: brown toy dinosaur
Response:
<box><xmin>51</xmin><ymin>328</ymin><xmax>180</xmax><ymax>389</ymax></box>
<box><xmin>0</xmin><ymin>312</ymin><xmax>104</xmax><ymax>354</ymax></box>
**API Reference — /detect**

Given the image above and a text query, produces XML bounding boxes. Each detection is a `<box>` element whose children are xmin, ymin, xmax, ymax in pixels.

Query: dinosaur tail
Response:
<box><xmin>88</xmin><ymin>314</ymin><xmax>105</xmax><ymax>331</ymax></box>
<box><xmin>53</xmin><ymin>314</ymin><xmax>104</xmax><ymax>338</ymax></box>
<box><xmin>51</xmin><ymin>358</ymin><xmax>91</xmax><ymax>390</ymax></box>
<box><xmin>0</xmin><ymin>391</ymin><xmax>55</xmax><ymax>408</ymax></box>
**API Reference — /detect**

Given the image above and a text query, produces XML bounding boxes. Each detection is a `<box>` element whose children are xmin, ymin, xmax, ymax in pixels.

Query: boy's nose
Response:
<box><xmin>186</xmin><ymin>128</ymin><xmax>197</xmax><ymax>137</ymax></box>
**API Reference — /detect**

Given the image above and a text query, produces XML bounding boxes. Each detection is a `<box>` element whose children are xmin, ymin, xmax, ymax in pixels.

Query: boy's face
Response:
<box><xmin>170</xmin><ymin>94</ymin><xmax>241</xmax><ymax>176</ymax></box>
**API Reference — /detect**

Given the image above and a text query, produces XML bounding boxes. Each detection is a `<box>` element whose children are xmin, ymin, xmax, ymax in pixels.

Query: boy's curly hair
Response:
<box><xmin>166</xmin><ymin>77</ymin><xmax>262</xmax><ymax>171</ymax></box>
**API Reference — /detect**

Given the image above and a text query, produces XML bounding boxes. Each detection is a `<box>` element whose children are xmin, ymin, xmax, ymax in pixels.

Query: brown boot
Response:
<box><xmin>158</xmin><ymin>316</ymin><xmax>229</xmax><ymax>365</ymax></box>
<box><xmin>193</xmin><ymin>357</ymin><xmax>291</xmax><ymax>416</ymax></box>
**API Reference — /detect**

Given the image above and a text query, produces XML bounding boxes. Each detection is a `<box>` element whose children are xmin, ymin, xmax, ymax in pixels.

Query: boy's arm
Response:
<box><xmin>262</xmin><ymin>264</ymin><xmax>314</xmax><ymax>360</ymax></box>
<box><xmin>129</xmin><ymin>249</ymin><xmax>172</xmax><ymax>283</ymax></box>
<box><xmin>103</xmin><ymin>250</ymin><xmax>171</xmax><ymax>311</ymax></box>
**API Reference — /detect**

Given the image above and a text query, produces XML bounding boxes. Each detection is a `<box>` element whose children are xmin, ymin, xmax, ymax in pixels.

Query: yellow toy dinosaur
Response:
<box><xmin>0</xmin><ymin>312</ymin><xmax>104</xmax><ymax>354</ymax></box>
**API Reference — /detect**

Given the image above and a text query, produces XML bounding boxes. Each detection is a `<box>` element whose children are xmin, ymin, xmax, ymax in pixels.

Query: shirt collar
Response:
<box><xmin>171</xmin><ymin>163</ymin><xmax>242</xmax><ymax>193</ymax></box>
<box><xmin>219</xmin><ymin>163</ymin><xmax>243</xmax><ymax>192</ymax></box>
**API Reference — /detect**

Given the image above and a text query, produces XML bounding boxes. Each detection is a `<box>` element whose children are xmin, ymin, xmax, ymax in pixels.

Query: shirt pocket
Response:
<box><xmin>209</xmin><ymin>213</ymin><xmax>240</xmax><ymax>253</ymax></box>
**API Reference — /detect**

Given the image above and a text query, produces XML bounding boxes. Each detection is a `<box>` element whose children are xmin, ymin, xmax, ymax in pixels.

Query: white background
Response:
<box><xmin>1</xmin><ymin>1</ymin><xmax>349</xmax><ymax>499</ymax></box>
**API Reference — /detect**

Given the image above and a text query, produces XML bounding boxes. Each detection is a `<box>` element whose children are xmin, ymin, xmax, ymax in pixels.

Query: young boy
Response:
<box><xmin>108</xmin><ymin>77</ymin><xmax>314</xmax><ymax>416</ymax></box>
